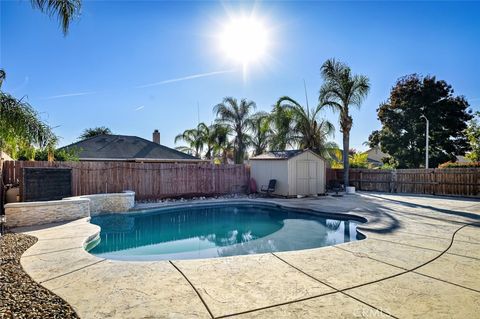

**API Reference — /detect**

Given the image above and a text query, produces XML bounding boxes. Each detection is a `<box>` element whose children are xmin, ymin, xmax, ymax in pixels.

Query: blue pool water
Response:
<box><xmin>88</xmin><ymin>203</ymin><xmax>365</xmax><ymax>261</ymax></box>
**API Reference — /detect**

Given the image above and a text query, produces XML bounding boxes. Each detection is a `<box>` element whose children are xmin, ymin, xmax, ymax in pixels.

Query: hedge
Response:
<box><xmin>438</xmin><ymin>161</ymin><xmax>480</xmax><ymax>168</ymax></box>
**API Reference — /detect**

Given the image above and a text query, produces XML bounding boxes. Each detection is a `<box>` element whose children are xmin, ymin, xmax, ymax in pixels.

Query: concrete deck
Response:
<box><xmin>16</xmin><ymin>193</ymin><xmax>480</xmax><ymax>318</ymax></box>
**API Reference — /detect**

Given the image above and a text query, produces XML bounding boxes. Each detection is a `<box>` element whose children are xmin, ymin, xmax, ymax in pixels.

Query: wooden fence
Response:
<box><xmin>2</xmin><ymin>161</ymin><xmax>250</xmax><ymax>201</ymax></box>
<box><xmin>0</xmin><ymin>159</ymin><xmax>4</xmax><ymax>214</ymax></box>
<box><xmin>327</xmin><ymin>168</ymin><xmax>480</xmax><ymax>197</ymax></box>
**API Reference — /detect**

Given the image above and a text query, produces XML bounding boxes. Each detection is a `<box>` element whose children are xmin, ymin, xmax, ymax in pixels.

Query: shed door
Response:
<box><xmin>296</xmin><ymin>161</ymin><xmax>317</xmax><ymax>195</ymax></box>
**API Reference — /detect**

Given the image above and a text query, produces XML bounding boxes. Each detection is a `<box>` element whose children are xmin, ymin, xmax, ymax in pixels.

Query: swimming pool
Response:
<box><xmin>87</xmin><ymin>202</ymin><xmax>365</xmax><ymax>261</ymax></box>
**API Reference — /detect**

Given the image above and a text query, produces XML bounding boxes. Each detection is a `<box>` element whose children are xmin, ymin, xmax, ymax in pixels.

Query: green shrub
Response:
<box><xmin>349</xmin><ymin>152</ymin><xmax>369</xmax><ymax>168</ymax></box>
<box><xmin>438</xmin><ymin>161</ymin><xmax>480</xmax><ymax>168</ymax></box>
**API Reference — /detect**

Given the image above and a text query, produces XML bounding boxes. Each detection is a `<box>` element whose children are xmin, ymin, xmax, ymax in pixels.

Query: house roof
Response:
<box><xmin>1</xmin><ymin>151</ymin><xmax>13</xmax><ymax>161</ymax></box>
<box><xmin>250</xmin><ymin>149</ymin><xmax>324</xmax><ymax>161</ymax></box>
<box><xmin>60</xmin><ymin>134</ymin><xmax>201</xmax><ymax>162</ymax></box>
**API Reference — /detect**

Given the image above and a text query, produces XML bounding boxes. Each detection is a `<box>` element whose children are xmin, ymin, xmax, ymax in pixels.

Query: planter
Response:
<box><xmin>6</xmin><ymin>187</ymin><xmax>20</xmax><ymax>203</ymax></box>
<box><xmin>345</xmin><ymin>186</ymin><xmax>356</xmax><ymax>194</ymax></box>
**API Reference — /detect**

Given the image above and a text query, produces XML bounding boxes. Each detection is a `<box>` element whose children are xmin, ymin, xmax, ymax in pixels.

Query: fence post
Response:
<box><xmin>476</xmin><ymin>169</ymin><xmax>479</xmax><ymax>197</ymax></box>
<box><xmin>390</xmin><ymin>169</ymin><xmax>397</xmax><ymax>193</ymax></box>
<box><xmin>0</xmin><ymin>160</ymin><xmax>3</xmax><ymax>215</ymax></box>
<box><xmin>359</xmin><ymin>171</ymin><xmax>362</xmax><ymax>191</ymax></box>
<box><xmin>431</xmin><ymin>169</ymin><xmax>436</xmax><ymax>195</ymax></box>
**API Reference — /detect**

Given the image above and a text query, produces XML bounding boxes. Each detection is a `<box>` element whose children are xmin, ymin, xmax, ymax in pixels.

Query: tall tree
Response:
<box><xmin>0</xmin><ymin>69</ymin><xmax>5</xmax><ymax>88</ymax></box>
<box><xmin>319</xmin><ymin>59</ymin><xmax>370</xmax><ymax>187</ymax></box>
<box><xmin>249</xmin><ymin>112</ymin><xmax>272</xmax><ymax>156</ymax></box>
<box><xmin>78</xmin><ymin>126</ymin><xmax>112</xmax><ymax>140</ymax></box>
<box><xmin>270</xmin><ymin>103</ymin><xmax>295</xmax><ymax>151</ymax></box>
<box><xmin>214</xmin><ymin>97</ymin><xmax>255</xmax><ymax>164</ymax></box>
<box><xmin>30</xmin><ymin>0</ymin><xmax>82</xmax><ymax>35</ymax></box>
<box><xmin>464</xmin><ymin>111</ymin><xmax>479</xmax><ymax>162</ymax></box>
<box><xmin>368</xmin><ymin>74</ymin><xmax>472</xmax><ymax>168</ymax></box>
<box><xmin>210</xmin><ymin>124</ymin><xmax>232</xmax><ymax>164</ymax></box>
<box><xmin>0</xmin><ymin>72</ymin><xmax>56</xmax><ymax>159</ymax></box>
<box><xmin>275</xmin><ymin>96</ymin><xmax>336</xmax><ymax>158</ymax></box>
<box><xmin>174</xmin><ymin>123</ymin><xmax>208</xmax><ymax>158</ymax></box>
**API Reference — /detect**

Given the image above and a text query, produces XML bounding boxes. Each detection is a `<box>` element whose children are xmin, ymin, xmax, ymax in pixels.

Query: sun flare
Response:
<box><xmin>219</xmin><ymin>16</ymin><xmax>270</xmax><ymax>67</ymax></box>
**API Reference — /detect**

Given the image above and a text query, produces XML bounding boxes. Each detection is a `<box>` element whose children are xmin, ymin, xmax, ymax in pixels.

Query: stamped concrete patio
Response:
<box><xmin>15</xmin><ymin>193</ymin><xmax>480</xmax><ymax>318</ymax></box>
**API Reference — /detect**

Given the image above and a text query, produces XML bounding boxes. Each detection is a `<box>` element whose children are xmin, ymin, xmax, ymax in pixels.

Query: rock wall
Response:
<box><xmin>4</xmin><ymin>191</ymin><xmax>136</xmax><ymax>228</ymax></box>
<box><xmin>5</xmin><ymin>199</ymin><xmax>90</xmax><ymax>228</ymax></box>
<box><xmin>65</xmin><ymin>191</ymin><xmax>135</xmax><ymax>215</ymax></box>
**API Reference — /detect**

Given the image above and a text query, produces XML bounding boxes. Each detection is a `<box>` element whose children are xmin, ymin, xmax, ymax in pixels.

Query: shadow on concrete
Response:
<box><xmin>363</xmin><ymin>193</ymin><xmax>480</xmax><ymax>223</ymax></box>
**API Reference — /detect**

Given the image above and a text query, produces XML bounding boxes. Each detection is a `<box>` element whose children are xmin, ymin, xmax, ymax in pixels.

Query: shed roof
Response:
<box><xmin>250</xmin><ymin>149</ymin><xmax>324</xmax><ymax>161</ymax></box>
<box><xmin>60</xmin><ymin>134</ymin><xmax>201</xmax><ymax>162</ymax></box>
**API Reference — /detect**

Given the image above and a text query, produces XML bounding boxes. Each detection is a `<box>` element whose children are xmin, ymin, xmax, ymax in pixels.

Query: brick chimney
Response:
<box><xmin>152</xmin><ymin>129</ymin><xmax>160</xmax><ymax>144</ymax></box>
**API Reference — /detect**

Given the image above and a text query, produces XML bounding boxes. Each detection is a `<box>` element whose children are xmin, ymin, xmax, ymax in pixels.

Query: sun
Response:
<box><xmin>219</xmin><ymin>16</ymin><xmax>270</xmax><ymax>67</ymax></box>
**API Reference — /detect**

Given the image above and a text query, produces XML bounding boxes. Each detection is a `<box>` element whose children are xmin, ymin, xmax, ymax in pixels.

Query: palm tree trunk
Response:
<box><xmin>343</xmin><ymin>131</ymin><xmax>350</xmax><ymax>188</ymax></box>
<box><xmin>236</xmin><ymin>136</ymin><xmax>244</xmax><ymax>164</ymax></box>
<box><xmin>223</xmin><ymin>150</ymin><xmax>228</xmax><ymax>164</ymax></box>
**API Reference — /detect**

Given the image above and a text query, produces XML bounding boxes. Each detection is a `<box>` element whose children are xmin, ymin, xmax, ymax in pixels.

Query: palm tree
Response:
<box><xmin>0</xmin><ymin>69</ymin><xmax>57</xmax><ymax>159</ymax></box>
<box><xmin>78</xmin><ymin>126</ymin><xmax>112</xmax><ymax>140</ymax></box>
<box><xmin>270</xmin><ymin>103</ymin><xmax>295</xmax><ymax>151</ymax></box>
<box><xmin>0</xmin><ymin>91</ymin><xmax>55</xmax><ymax>158</ymax></box>
<box><xmin>209</xmin><ymin>124</ymin><xmax>232</xmax><ymax>164</ymax></box>
<box><xmin>201</xmin><ymin>123</ymin><xmax>230</xmax><ymax>161</ymax></box>
<box><xmin>0</xmin><ymin>69</ymin><xmax>6</xmax><ymax>88</ymax></box>
<box><xmin>249</xmin><ymin>112</ymin><xmax>272</xmax><ymax>156</ymax></box>
<box><xmin>174</xmin><ymin>123</ymin><xmax>209</xmax><ymax>158</ymax></box>
<box><xmin>275</xmin><ymin>96</ymin><xmax>336</xmax><ymax>158</ymax></box>
<box><xmin>319</xmin><ymin>59</ymin><xmax>370</xmax><ymax>188</ymax></box>
<box><xmin>30</xmin><ymin>0</ymin><xmax>82</xmax><ymax>35</ymax></box>
<box><xmin>214</xmin><ymin>97</ymin><xmax>256</xmax><ymax>164</ymax></box>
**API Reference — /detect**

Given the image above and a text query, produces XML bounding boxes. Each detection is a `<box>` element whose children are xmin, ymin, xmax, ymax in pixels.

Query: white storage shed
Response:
<box><xmin>250</xmin><ymin>149</ymin><xmax>327</xmax><ymax>197</ymax></box>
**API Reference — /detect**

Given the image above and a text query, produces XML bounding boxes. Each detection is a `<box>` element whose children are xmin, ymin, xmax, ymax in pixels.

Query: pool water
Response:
<box><xmin>88</xmin><ymin>203</ymin><xmax>364</xmax><ymax>261</ymax></box>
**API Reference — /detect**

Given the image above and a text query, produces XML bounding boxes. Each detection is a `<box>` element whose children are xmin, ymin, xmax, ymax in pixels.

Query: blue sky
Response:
<box><xmin>1</xmin><ymin>1</ymin><xmax>479</xmax><ymax>151</ymax></box>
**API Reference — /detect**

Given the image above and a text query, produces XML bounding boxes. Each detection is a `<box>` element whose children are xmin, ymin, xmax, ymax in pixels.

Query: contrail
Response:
<box><xmin>135</xmin><ymin>69</ymin><xmax>236</xmax><ymax>88</ymax></box>
<box><xmin>43</xmin><ymin>91</ymin><xmax>96</xmax><ymax>100</ymax></box>
<box><xmin>134</xmin><ymin>105</ymin><xmax>145</xmax><ymax>111</ymax></box>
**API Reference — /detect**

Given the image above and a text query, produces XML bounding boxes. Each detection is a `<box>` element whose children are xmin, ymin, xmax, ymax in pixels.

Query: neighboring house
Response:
<box><xmin>455</xmin><ymin>155</ymin><xmax>471</xmax><ymax>163</ymax></box>
<box><xmin>365</xmin><ymin>147</ymin><xmax>389</xmax><ymax>167</ymax></box>
<box><xmin>365</xmin><ymin>146</ymin><xmax>470</xmax><ymax>167</ymax></box>
<box><xmin>250</xmin><ymin>149</ymin><xmax>327</xmax><ymax>197</ymax></box>
<box><xmin>60</xmin><ymin>130</ymin><xmax>203</xmax><ymax>162</ymax></box>
<box><xmin>1</xmin><ymin>151</ymin><xmax>13</xmax><ymax>162</ymax></box>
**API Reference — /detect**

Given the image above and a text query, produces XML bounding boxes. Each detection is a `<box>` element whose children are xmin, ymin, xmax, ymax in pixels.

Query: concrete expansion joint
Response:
<box><xmin>269</xmin><ymin>252</ymin><xmax>399</xmax><ymax>319</ymax></box>
<box><xmin>165</xmin><ymin>220</ymin><xmax>479</xmax><ymax>319</ymax></box>
<box><xmin>39</xmin><ymin>259</ymin><xmax>106</xmax><ymax>284</ymax></box>
<box><xmin>22</xmin><ymin>246</ymin><xmax>82</xmax><ymax>258</ymax></box>
<box><xmin>169</xmin><ymin>260</ymin><xmax>215</xmax><ymax>319</ymax></box>
<box><xmin>336</xmin><ymin>221</ymin><xmax>480</xmax><ymax>292</ymax></box>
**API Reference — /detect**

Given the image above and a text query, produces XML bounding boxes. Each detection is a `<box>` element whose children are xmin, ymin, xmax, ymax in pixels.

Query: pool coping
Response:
<box><xmin>128</xmin><ymin>198</ymin><xmax>369</xmax><ymax>222</ymax></box>
<box><xmin>14</xmin><ymin>193</ymin><xmax>480</xmax><ymax>318</ymax></box>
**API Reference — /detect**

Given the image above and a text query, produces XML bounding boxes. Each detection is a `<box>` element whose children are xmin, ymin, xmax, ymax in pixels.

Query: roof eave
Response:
<box><xmin>249</xmin><ymin>157</ymin><xmax>288</xmax><ymax>160</ymax></box>
<box><xmin>79</xmin><ymin>157</ymin><xmax>206</xmax><ymax>163</ymax></box>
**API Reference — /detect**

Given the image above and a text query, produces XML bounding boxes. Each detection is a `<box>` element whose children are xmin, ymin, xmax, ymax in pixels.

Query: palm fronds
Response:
<box><xmin>274</xmin><ymin>96</ymin><xmax>335</xmax><ymax>155</ymax></box>
<box><xmin>78</xmin><ymin>126</ymin><xmax>112</xmax><ymax>140</ymax></box>
<box><xmin>30</xmin><ymin>0</ymin><xmax>81</xmax><ymax>35</ymax></box>
<box><xmin>214</xmin><ymin>97</ymin><xmax>256</xmax><ymax>163</ymax></box>
<box><xmin>0</xmin><ymin>91</ymin><xmax>56</xmax><ymax>158</ymax></box>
